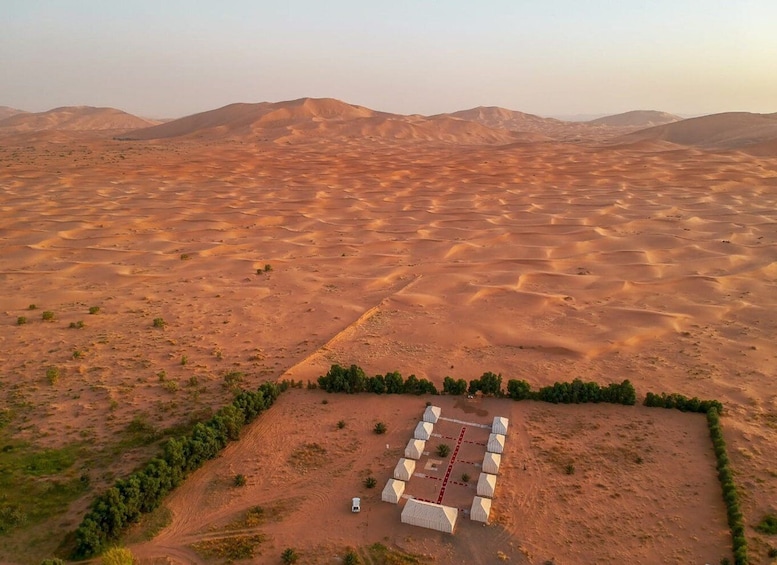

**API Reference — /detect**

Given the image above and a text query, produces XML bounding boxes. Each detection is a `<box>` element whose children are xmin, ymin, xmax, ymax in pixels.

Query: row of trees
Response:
<box><xmin>73</xmin><ymin>382</ymin><xmax>281</xmax><ymax>558</ymax></box>
<box><xmin>319</xmin><ymin>365</ymin><xmax>636</xmax><ymax>406</ymax></box>
<box><xmin>317</xmin><ymin>364</ymin><xmax>438</xmax><ymax>395</ymax></box>
<box><xmin>708</xmin><ymin>407</ymin><xmax>748</xmax><ymax>565</ymax></box>
<box><xmin>507</xmin><ymin>377</ymin><xmax>637</xmax><ymax>406</ymax></box>
<box><xmin>643</xmin><ymin>391</ymin><xmax>723</xmax><ymax>413</ymax></box>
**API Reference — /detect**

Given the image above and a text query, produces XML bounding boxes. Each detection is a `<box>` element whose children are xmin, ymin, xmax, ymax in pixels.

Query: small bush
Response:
<box><xmin>46</xmin><ymin>366</ymin><xmax>60</xmax><ymax>385</ymax></box>
<box><xmin>152</xmin><ymin>317</ymin><xmax>166</xmax><ymax>328</ymax></box>
<box><xmin>28</xmin><ymin>304</ymin><xmax>37</xmax><ymax>310</ymax></box>
<box><xmin>89</xmin><ymin>306</ymin><xmax>100</xmax><ymax>314</ymax></box>
<box><xmin>757</xmin><ymin>513</ymin><xmax>777</xmax><ymax>535</ymax></box>
<box><xmin>16</xmin><ymin>316</ymin><xmax>27</xmax><ymax>325</ymax></box>
<box><xmin>436</xmin><ymin>444</ymin><xmax>451</xmax><ymax>457</ymax></box>
<box><xmin>767</xmin><ymin>546</ymin><xmax>777</xmax><ymax>558</ymax></box>
<box><xmin>42</xmin><ymin>311</ymin><xmax>55</xmax><ymax>321</ymax></box>
<box><xmin>101</xmin><ymin>547</ymin><xmax>135</xmax><ymax>565</ymax></box>
<box><xmin>234</xmin><ymin>474</ymin><xmax>247</xmax><ymax>487</ymax></box>
<box><xmin>343</xmin><ymin>550</ymin><xmax>361</xmax><ymax>565</ymax></box>
<box><xmin>281</xmin><ymin>548</ymin><xmax>299</xmax><ymax>564</ymax></box>
<box><xmin>39</xmin><ymin>559</ymin><xmax>65</xmax><ymax>565</ymax></box>
<box><xmin>337</xmin><ymin>420</ymin><xmax>346</xmax><ymax>429</ymax></box>
<box><xmin>180</xmin><ymin>253</ymin><xmax>191</xmax><ymax>260</ymax></box>
<box><xmin>321</xmin><ymin>399</ymin><xmax>328</xmax><ymax>405</ymax></box>
<box><xmin>364</xmin><ymin>476</ymin><xmax>377</xmax><ymax>489</ymax></box>
<box><xmin>564</xmin><ymin>463</ymin><xmax>575</xmax><ymax>475</ymax></box>
<box><xmin>69</xmin><ymin>320</ymin><xmax>85</xmax><ymax>329</ymax></box>
<box><xmin>373</xmin><ymin>422</ymin><xmax>387</xmax><ymax>435</ymax></box>
<box><xmin>73</xmin><ymin>350</ymin><xmax>84</xmax><ymax>360</ymax></box>
<box><xmin>264</xmin><ymin>264</ymin><xmax>273</xmax><ymax>272</ymax></box>
<box><xmin>461</xmin><ymin>473</ymin><xmax>471</xmax><ymax>483</ymax></box>
<box><xmin>180</xmin><ymin>355</ymin><xmax>188</xmax><ymax>366</ymax></box>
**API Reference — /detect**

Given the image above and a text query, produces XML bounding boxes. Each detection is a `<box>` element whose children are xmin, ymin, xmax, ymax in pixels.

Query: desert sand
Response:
<box><xmin>0</xmin><ymin>100</ymin><xmax>776</xmax><ymax>563</ymax></box>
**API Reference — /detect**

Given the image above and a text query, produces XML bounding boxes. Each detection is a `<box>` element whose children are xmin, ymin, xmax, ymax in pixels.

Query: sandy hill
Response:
<box><xmin>617</xmin><ymin>112</ymin><xmax>777</xmax><ymax>151</ymax></box>
<box><xmin>124</xmin><ymin>97</ymin><xmax>521</xmax><ymax>144</ymax></box>
<box><xmin>0</xmin><ymin>106</ymin><xmax>159</xmax><ymax>132</ymax></box>
<box><xmin>444</xmin><ymin>106</ymin><xmax>563</xmax><ymax>133</ymax></box>
<box><xmin>588</xmin><ymin>110</ymin><xmax>682</xmax><ymax>127</ymax></box>
<box><xmin>0</xmin><ymin>106</ymin><xmax>27</xmax><ymax>120</ymax></box>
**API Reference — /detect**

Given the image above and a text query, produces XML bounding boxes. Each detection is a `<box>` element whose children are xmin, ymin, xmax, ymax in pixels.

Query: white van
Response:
<box><xmin>351</xmin><ymin>497</ymin><xmax>361</xmax><ymax>513</ymax></box>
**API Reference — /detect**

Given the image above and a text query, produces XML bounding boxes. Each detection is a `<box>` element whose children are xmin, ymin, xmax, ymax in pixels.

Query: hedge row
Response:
<box><xmin>507</xmin><ymin>377</ymin><xmax>637</xmax><ymax>405</ymax></box>
<box><xmin>317</xmin><ymin>364</ymin><xmax>438</xmax><ymax>395</ymax></box>
<box><xmin>73</xmin><ymin>382</ymin><xmax>281</xmax><ymax>558</ymax></box>
<box><xmin>708</xmin><ymin>407</ymin><xmax>748</xmax><ymax>565</ymax></box>
<box><xmin>644</xmin><ymin>391</ymin><xmax>723</xmax><ymax>413</ymax></box>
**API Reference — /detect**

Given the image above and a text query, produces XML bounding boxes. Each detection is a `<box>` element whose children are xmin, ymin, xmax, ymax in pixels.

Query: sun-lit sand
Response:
<box><xmin>1</xmin><ymin>100</ymin><xmax>776</xmax><ymax>563</ymax></box>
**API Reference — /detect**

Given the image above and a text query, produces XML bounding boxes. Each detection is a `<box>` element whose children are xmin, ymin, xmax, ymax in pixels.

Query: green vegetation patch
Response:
<box><xmin>367</xmin><ymin>542</ymin><xmax>428</xmax><ymax>564</ymax></box>
<box><xmin>756</xmin><ymin>513</ymin><xmax>777</xmax><ymax>535</ymax></box>
<box><xmin>0</xmin><ymin>439</ymin><xmax>88</xmax><ymax>534</ymax></box>
<box><xmin>191</xmin><ymin>534</ymin><xmax>265</xmax><ymax>561</ymax></box>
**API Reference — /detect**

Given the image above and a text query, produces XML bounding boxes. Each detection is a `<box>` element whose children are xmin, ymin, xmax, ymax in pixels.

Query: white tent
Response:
<box><xmin>492</xmin><ymin>416</ymin><xmax>509</xmax><ymax>436</ymax></box>
<box><xmin>487</xmin><ymin>433</ymin><xmax>505</xmax><ymax>454</ymax></box>
<box><xmin>482</xmin><ymin>451</ymin><xmax>501</xmax><ymax>475</ymax></box>
<box><xmin>477</xmin><ymin>472</ymin><xmax>497</xmax><ymax>498</ymax></box>
<box><xmin>401</xmin><ymin>499</ymin><xmax>458</xmax><ymax>533</ymax></box>
<box><xmin>423</xmin><ymin>405</ymin><xmax>441</xmax><ymax>423</ymax></box>
<box><xmin>414</xmin><ymin>421</ymin><xmax>434</xmax><ymax>441</ymax></box>
<box><xmin>381</xmin><ymin>479</ymin><xmax>405</xmax><ymax>504</ymax></box>
<box><xmin>405</xmin><ymin>438</ymin><xmax>426</xmax><ymax>460</ymax></box>
<box><xmin>470</xmin><ymin>496</ymin><xmax>492</xmax><ymax>523</ymax></box>
<box><xmin>394</xmin><ymin>458</ymin><xmax>416</xmax><ymax>481</ymax></box>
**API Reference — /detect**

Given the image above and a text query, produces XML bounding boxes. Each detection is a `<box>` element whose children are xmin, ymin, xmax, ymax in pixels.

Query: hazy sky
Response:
<box><xmin>2</xmin><ymin>0</ymin><xmax>776</xmax><ymax>119</ymax></box>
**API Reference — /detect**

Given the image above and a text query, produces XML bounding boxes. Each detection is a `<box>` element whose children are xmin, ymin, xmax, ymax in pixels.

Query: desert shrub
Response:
<box><xmin>436</xmin><ymin>444</ymin><xmax>451</xmax><ymax>457</ymax></box>
<box><xmin>180</xmin><ymin>253</ymin><xmax>190</xmax><ymax>260</ymax></box>
<box><xmin>337</xmin><ymin>420</ymin><xmax>346</xmax><ymax>429</ymax></box>
<box><xmin>73</xmin><ymin>350</ymin><xmax>84</xmax><ymax>360</ymax></box>
<box><xmin>461</xmin><ymin>473</ymin><xmax>471</xmax><ymax>483</ymax></box>
<box><xmin>41</xmin><ymin>311</ymin><xmax>55</xmax><ymax>321</ymax></box>
<box><xmin>152</xmin><ymin>317</ymin><xmax>166</xmax><ymax>328</ymax></box>
<box><xmin>101</xmin><ymin>547</ymin><xmax>134</xmax><ymax>565</ymax></box>
<box><xmin>234</xmin><ymin>474</ymin><xmax>247</xmax><ymax>487</ymax></box>
<box><xmin>564</xmin><ymin>463</ymin><xmax>575</xmax><ymax>475</ymax></box>
<box><xmin>89</xmin><ymin>306</ymin><xmax>100</xmax><ymax>314</ymax></box>
<box><xmin>28</xmin><ymin>304</ymin><xmax>37</xmax><ymax>310</ymax></box>
<box><xmin>373</xmin><ymin>422</ymin><xmax>387</xmax><ymax>435</ymax></box>
<box><xmin>180</xmin><ymin>355</ymin><xmax>188</xmax><ymax>366</ymax></box>
<box><xmin>264</xmin><ymin>263</ymin><xmax>273</xmax><ymax>272</ymax></box>
<box><xmin>364</xmin><ymin>476</ymin><xmax>377</xmax><ymax>489</ymax></box>
<box><xmin>767</xmin><ymin>546</ymin><xmax>777</xmax><ymax>558</ymax></box>
<box><xmin>69</xmin><ymin>320</ymin><xmax>85</xmax><ymax>329</ymax></box>
<box><xmin>39</xmin><ymin>559</ymin><xmax>65</xmax><ymax>565</ymax></box>
<box><xmin>16</xmin><ymin>316</ymin><xmax>27</xmax><ymax>325</ymax></box>
<box><xmin>505</xmin><ymin>377</ymin><xmax>636</xmax><ymax>405</ymax></box>
<box><xmin>343</xmin><ymin>550</ymin><xmax>361</xmax><ymax>565</ymax></box>
<box><xmin>756</xmin><ymin>513</ymin><xmax>777</xmax><ymax>535</ymax></box>
<box><xmin>46</xmin><ymin>366</ymin><xmax>60</xmax><ymax>385</ymax></box>
<box><xmin>281</xmin><ymin>548</ymin><xmax>299</xmax><ymax>564</ymax></box>
<box><xmin>223</xmin><ymin>371</ymin><xmax>244</xmax><ymax>389</ymax></box>
<box><xmin>468</xmin><ymin>371</ymin><xmax>503</xmax><ymax>397</ymax></box>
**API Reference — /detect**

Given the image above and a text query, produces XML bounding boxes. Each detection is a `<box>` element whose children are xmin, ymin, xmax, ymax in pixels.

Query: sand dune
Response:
<box><xmin>0</xmin><ymin>105</ymin><xmax>159</xmax><ymax>132</ymax></box>
<box><xmin>617</xmin><ymin>111</ymin><xmax>777</xmax><ymax>150</ymax></box>
<box><xmin>125</xmin><ymin>97</ymin><xmax>523</xmax><ymax>144</ymax></box>
<box><xmin>587</xmin><ymin>109</ymin><xmax>682</xmax><ymax>127</ymax></box>
<box><xmin>0</xmin><ymin>105</ymin><xmax>26</xmax><ymax>120</ymax></box>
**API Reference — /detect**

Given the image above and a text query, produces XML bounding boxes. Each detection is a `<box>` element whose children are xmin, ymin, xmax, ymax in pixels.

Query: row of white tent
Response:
<box><xmin>472</xmin><ymin>416</ymin><xmax>509</xmax><ymax>523</ymax></box>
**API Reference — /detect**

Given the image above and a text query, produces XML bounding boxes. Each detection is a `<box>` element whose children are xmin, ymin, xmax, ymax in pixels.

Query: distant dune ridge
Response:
<box><xmin>0</xmin><ymin>105</ymin><xmax>159</xmax><ymax>132</ymax></box>
<box><xmin>0</xmin><ymin>97</ymin><xmax>776</xmax><ymax>152</ymax></box>
<box><xmin>0</xmin><ymin>105</ymin><xmax>27</xmax><ymax>121</ymax></box>
<box><xmin>617</xmin><ymin>111</ymin><xmax>777</xmax><ymax>151</ymax></box>
<box><xmin>587</xmin><ymin>110</ymin><xmax>682</xmax><ymax>127</ymax></box>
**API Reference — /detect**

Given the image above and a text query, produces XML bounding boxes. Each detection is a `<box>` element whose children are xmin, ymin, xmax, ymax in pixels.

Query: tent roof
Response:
<box><xmin>482</xmin><ymin>451</ymin><xmax>502</xmax><ymax>474</ymax></box>
<box><xmin>401</xmin><ymin>498</ymin><xmax>458</xmax><ymax>533</ymax></box>
<box><xmin>492</xmin><ymin>416</ymin><xmax>509</xmax><ymax>435</ymax></box>
<box><xmin>423</xmin><ymin>405</ymin><xmax>442</xmax><ymax>423</ymax></box>
<box><xmin>487</xmin><ymin>433</ymin><xmax>505</xmax><ymax>454</ymax></box>
<box><xmin>394</xmin><ymin>458</ymin><xmax>416</xmax><ymax>480</ymax></box>
<box><xmin>470</xmin><ymin>496</ymin><xmax>492</xmax><ymax>522</ymax></box>
<box><xmin>382</xmin><ymin>478</ymin><xmax>405</xmax><ymax>503</ymax></box>
<box><xmin>414</xmin><ymin>421</ymin><xmax>434</xmax><ymax>440</ymax></box>
<box><xmin>477</xmin><ymin>472</ymin><xmax>497</xmax><ymax>497</ymax></box>
<box><xmin>405</xmin><ymin>438</ymin><xmax>425</xmax><ymax>459</ymax></box>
